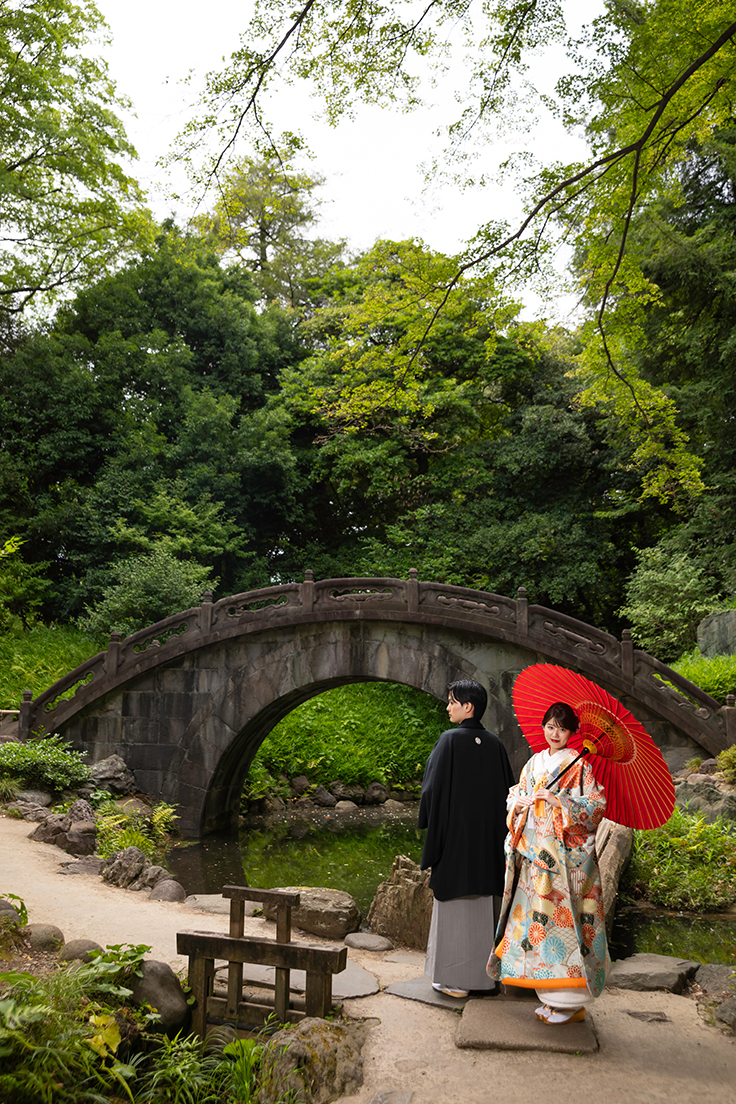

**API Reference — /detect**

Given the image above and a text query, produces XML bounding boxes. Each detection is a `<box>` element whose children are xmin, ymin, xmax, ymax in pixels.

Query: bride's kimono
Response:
<box><xmin>487</xmin><ymin>746</ymin><xmax>610</xmax><ymax>1000</ymax></box>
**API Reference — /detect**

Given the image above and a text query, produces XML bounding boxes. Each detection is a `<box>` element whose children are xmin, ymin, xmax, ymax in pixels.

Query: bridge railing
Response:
<box><xmin>17</xmin><ymin>571</ymin><xmax>736</xmax><ymax>754</ymax></box>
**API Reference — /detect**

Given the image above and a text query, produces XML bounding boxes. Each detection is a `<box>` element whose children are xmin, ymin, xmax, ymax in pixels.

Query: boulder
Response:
<box><xmin>113</xmin><ymin>796</ymin><xmax>152</xmax><ymax>817</ymax></box>
<box><xmin>258</xmin><ymin>1017</ymin><xmax>372</xmax><ymax>1104</ymax></box>
<box><xmin>68</xmin><ymin>799</ymin><xmax>96</xmax><ymax>824</ymax></box>
<box><xmin>367</xmin><ymin>854</ymin><xmax>433</xmax><ymax>951</ymax></box>
<box><xmin>88</xmin><ymin>754</ymin><xmax>136</xmax><ymax>795</ymax></box>
<box><xmin>103</xmin><ymin>846</ymin><xmax>149</xmax><ymax>888</ymax></box>
<box><xmin>313</xmin><ymin>785</ymin><xmax>337</xmax><ymax>808</ymax></box>
<box><xmin>715</xmin><ymin>997</ymin><xmax>736</xmax><ymax>1029</ymax></box>
<box><xmin>129</xmin><ymin>960</ymin><xmax>189</xmax><ymax>1034</ymax></box>
<box><xmin>16</xmin><ymin>789</ymin><xmax>52</xmax><ymax>807</ymax></box>
<box><xmin>363</xmin><ymin>781</ymin><xmax>388</xmax><ymax>806</ymax></box>
<box><xmin>596</xmin><ymin>819</ymin><xmax>634</xmax><ymax>933</ymax></box>
<box><xmin>335</xmin><ymin>800</ymin><xmax>358</xmax><ymax>810</ymax></box>
<box><xmin>697</xmin><ymin>609</ymin><xmax>736</xmax><ymax>657</ymax></box>
<box><xmin>149</xmin><ymin>879</ymin><xmax>187</xmax><ymax>902</ymax></box>
<box><xmin>64</xmin><ymin>820</ymin><xmax>97</xmax><ymax>856</ymax></box>
<box><xmin>675</xmin><ymin>779</ymin><xmax>736</xmax><ymax>825</ymax></box>
<box><xmin>7</xmin><ymin>801</ymin><xmax>51</xmax><ymax>821</ymax></box>
<box><xmin>59</xmin><ymin>856</ymin><xmax>106</xmax><ymax>876</ymax></box>
<box><xmin>291</xmin><ymin>775</ymin><xmax>311</xmax><ymax>796</ymax></box>
<box><xmin>609</xmin><ymin>952</ymin><xmax>699</xmax><ymax>994</ymax></box>
<box><xmin>329</xmin><ymin>781</ymin><xmax>365</xmax><ymax>805</ymax></box>
<box><xmin>22</xmin><ymin>922</ymin><xmax>65</xmax><ymax>951</ymax></box>
<box><xmin>129</xmin><ymin>865</ymin><xmax>173</xmax><ymax>892</ymax></box>
<box><xmin>59</xmin><ymin>938</ymin><xmax>103</xmax><ymax>963</ymax></box>
<box><xmin>0</xmin><ymin>899</ymin><xmax>20</xmax><ymax>923</ymax></box>
<box><xmin>262</xmin><ymin>886</ymin><xmax>361</xmax><ymax>938</ymax></box>
<box><xmin>698</xmin><ymin>758</ymin><xmax>719</xmax><ymax>774</ymax></box>
<box><xmin>29</xmin><ymin>813</ymin><xmax>71</xmax><ymax>844</ymax></box>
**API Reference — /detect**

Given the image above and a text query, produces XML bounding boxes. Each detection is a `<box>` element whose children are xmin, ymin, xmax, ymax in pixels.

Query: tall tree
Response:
<box><xmin>0</xmin><ymin>0</ymin><xmax>147</xmax><ymax>320</ymax></box>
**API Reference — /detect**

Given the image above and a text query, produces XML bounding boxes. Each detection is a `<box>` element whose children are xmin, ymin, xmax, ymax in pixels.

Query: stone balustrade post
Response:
<box><xmin>200</xmin><ymin>592</ymin><xmax>213</xmax><ymax>635</ymax></box>
<box><xmin>18</xmin><ymin>689</ymin><xmax>32</xmax><ymax>743</ymax></box>
<box><xmin>105</xmin><ymin>631</ymin><xmax>121</xmax><ymax>677</ymax></box>
<box><xmin>407</xmin><ymin>568</ymin><xmax>419</xmax><ymax>613</ymax></box>
<box><xmin>516</xmin><ymin>587</ymin><xmax>528</xmax><ymax>635</ymax></box>
<box><xmin>724</xmin><ymin>694</ymin><xmax>736</xmax><ymax>747</ymax></box>
<box><xmin>621</xmin><ymin>629</ymin><xmax>634</xmax><ymax>683</ymax></box>
<box><xmin>301</xmin><ymin>569</ymin><xmax>314</xmax><ymax>614</ymax></box>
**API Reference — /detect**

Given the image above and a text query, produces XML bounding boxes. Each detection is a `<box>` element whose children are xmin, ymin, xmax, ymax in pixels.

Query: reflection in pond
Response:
<box><xmin>169</xmin><ymin>819</ymin><xmax>426</xmax><ymax>916</ymax></box>
<box><xmin>609</xmin><ymin>906</ymin><xmax>736</xmax><ymax>966</ymax></box>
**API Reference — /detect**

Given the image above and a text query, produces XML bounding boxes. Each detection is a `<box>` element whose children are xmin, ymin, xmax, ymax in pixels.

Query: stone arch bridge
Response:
<box><xmin>19</xmin><ymin>572</ymin><xmax>736</xmax><ymax>837</ymax></box>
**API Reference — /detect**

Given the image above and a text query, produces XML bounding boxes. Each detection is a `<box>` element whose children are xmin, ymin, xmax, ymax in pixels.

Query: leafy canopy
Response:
<box><xmin>0</xmin><ymin>0</ymin><xmax>148</xmax><ymax>316</ymax></box>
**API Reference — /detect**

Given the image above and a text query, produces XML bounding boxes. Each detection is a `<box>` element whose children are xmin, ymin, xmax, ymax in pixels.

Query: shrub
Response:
<box><xmin>670</xmin><ymin>649</ymin><xmax>736</xmax><ymax>705</ymax></box>
<box><xmin>623</xmin><ymin>806</ymin><xmax>736</xmax><ymax>911</ymax></box>
<box><xmin>618</xmin><ymin>546</ymin><xmax>723</xmax><ymax>662</ymax></box>
<box><xmin>0</xmin><ymin>774</ymin><xmax>20</xmax><ymax>802</ymax></box>
<box><xmin>0</xmin><ymin>734</ymin><xmax>89</xmax><ymax>791</ymax></box>
<box><xmin>717</xmin><ymin>745</ymin><xmax>736</xmax><ymax>785</ymax></box>
<box><xmin>78</xmin><ymin>545</ymin><xmax>217</xmax><ymax>636</ymax></box>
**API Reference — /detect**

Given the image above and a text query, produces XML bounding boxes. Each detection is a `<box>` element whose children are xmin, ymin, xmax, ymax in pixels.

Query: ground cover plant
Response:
<box><xmin>244</xmin><ymin>682</ymin><xmax>448</xmax><ymax>799</ymax></box>
<box><xmin>94</xmin><ymin>800</ymin><xmax>179</xmax><ymax>861</ymax></box>
<box><xmin>622</xmin><ymin>806</ymin><xmax>736</xmax><ymax>912</ymax></box>
<box><xmin>0</xmin><ymin>952</ymin><xmax>290</xmax><ymax>1103</ymax></box>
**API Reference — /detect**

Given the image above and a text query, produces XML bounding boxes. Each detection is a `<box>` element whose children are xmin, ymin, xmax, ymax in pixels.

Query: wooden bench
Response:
<box><xmin>177</xmin><ymin>885</ymin><xmax>348</xmax><ymax>1036</ymax></box>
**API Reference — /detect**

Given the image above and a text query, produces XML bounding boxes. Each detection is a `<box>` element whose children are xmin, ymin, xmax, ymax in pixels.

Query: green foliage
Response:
<box><xmin>0</xmin><ymin>622</ymin><xmax>104</xmax><ymax>710</ymax></box>
<box><xmin>79</xmin><ymin>546</ymin><xmax>217</xmax><ymax>636</ymax></box>
<box><xmin>0</xmin><ymin>537</ymin><xmax>47</xmax><ymax>629</ymax></box>
<box><xmin>671</xmin><ymin>650</ymin><xmax>736</xmax><ymax>705</ymax></box>
<box><xmin>684</xmin><ymin>756</ymin><xmax>703</xmax><ymax>773</ymax></box>
<box><xmin>0</xmin><ymin>0</ymin><xmax>147</xmax><ymax>317</ymax></box>
<box><xmin>0</xmin><ymin>734</ymin><xmax>89</xmax><ymax>791</ymax></box>
<box><xmin>0</xmin><ymin>894</ymin><xmax>28</xmax><ymax>927</ymax></box>
<box><xmin>716</xmin><ymin>745</ymin><xmax>736</xmax><ymax>785</ymax></box>
<box><xmin>248</xmin><ymin>682</ymin><xmax>447</xmax><ymax>792</ymax></box>
<box><xmin>96</xmin><ymin>802</ymin><xmax>179</xmax><ymax>861</ymax></box>
<box><xmin>623</xmin><ymin>807</ymin><xmax>736</xmax><ymax>911</ymax></box>
<box><xmin>618</xmin><ymin>546</ymin><xmax>723</xmax><ymax>661</ymax></box>
<box><xmin>0</xmin><ymin>776</ymin><xmax>20</xmax><ymax>803</ymax></box>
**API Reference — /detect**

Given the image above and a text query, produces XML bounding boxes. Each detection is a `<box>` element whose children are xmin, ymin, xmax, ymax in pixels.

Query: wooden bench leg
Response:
<box><xmin>274</xmin><ymin>967</ymin><xmax>290</xmax><ymax>1021</ymax></box>
<box><xmin>189</xmin><ymin>954</ymin><xmax>215</xmax><ymax>1039</ymax></box>
<box><xmin>226</xmin><ymin>962</ymin><xmax>243</xmax><ymax>1021</ymax></box>
<box><xmin>304</xmin><ymin>969</ymin><xmax>332</xmax><ymax>1018</ymax></box>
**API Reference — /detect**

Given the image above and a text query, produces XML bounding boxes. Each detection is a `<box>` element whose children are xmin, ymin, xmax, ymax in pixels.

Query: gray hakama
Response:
<box><xmin>424</xmin><ymin>895</ymin><xmax>496</xmax><ymax>991</ymax></box>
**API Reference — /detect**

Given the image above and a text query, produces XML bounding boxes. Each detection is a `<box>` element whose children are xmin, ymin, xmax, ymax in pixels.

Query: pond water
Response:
<box><xmin>168</xmin><ymin>818</ymin><xmax>736</xmax><ymax>966</ymax></box>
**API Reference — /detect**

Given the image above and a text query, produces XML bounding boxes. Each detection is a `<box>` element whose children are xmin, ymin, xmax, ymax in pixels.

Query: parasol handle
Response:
<box><xmin>547</xmin><ymin>746</ymin><xmax>590</xmax><ymax>793</ymax></box>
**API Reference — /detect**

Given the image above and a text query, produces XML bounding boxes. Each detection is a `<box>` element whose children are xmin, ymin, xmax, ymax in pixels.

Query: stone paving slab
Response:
<box><xmin>609</xmin><ymin>952</ymin><xmax>699</xmax><ymax>994</ymax></box>
<box><xmin>383</xmin><ymin>950</ymin><xmax>425</xmax><ymax>965</ymax></box>
<box><xmin>368</xmin><ymin>1092</ymin><xmax>414</xmax><ymax>1104</ymax></box>
<box><xmin>385</xmin><ymin>976</ymin><xmax>478</xmax><ymax>1009</ymax></box>
<box><xmin>456</xmin><ymin>998</ymin><xmax>599</xmax><ymax>1053</ymax></box>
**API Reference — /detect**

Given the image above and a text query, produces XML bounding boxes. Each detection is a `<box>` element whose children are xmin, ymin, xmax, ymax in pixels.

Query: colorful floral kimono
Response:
<box><xmin>487</xmin><ymin>747</ymin><xmax>611</xmax><ymax>998</ymax></box>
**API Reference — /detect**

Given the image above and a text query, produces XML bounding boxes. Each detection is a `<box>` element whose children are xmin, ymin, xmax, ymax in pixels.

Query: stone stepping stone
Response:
<box><xmin>609</xmin><ymin>953</ymin><xmax>699</xmax><ymax>994</ymax></box>
<box><xmin>185</xmin><ymin>894</ymin><xmax>259</xmax><ymax>916</ymax></box>
<box><xmin>344</xmin><ymin>932</ymin><xmax>394</xmax><ymax>951</ymax></box>
<box><xmin>456</xmin><ymin>998</ymin><xmax>599</xmax><ymax>1054</ymax></box>
<box><xmin>383</xmin><ymin>950</ymin><xmax>425</xmax><ymax>965</ymax></box>
<box><xmin>386</xmin><ymin>976</ymin><xmax>472</xmax><ymax>1008</ymax></box>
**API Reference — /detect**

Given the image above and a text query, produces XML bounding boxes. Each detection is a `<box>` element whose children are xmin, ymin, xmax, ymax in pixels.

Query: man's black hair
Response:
<box><xmin>447</xmin><ymin>679</ymin><xmax>487</xmax><ymax>720</ymax></box>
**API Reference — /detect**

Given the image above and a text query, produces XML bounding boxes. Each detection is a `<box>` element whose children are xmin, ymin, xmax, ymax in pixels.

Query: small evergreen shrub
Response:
<box><xmin>0</xmin><ymin>734</ymin><xmax>89</xmax><ymax>791</ymax></box>
<box><xmin>716</xmin><ymin>745</ymin><xmax>736</xmax><ymax>784</ymax></box>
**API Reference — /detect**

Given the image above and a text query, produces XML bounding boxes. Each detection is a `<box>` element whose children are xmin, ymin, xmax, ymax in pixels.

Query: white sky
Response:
<box><xmin>95</xmin><ymin>1</ymin><xmax>601</xmax><ymax>316</ymax></box>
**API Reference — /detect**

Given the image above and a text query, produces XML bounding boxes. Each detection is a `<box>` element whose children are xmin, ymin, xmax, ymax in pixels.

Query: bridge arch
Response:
<box><xmin>21</xmin><ymin>573</ymin><xmax>736</xmax><ymax>837</ymax></box>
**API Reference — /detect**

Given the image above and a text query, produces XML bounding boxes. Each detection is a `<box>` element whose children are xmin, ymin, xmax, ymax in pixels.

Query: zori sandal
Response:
<box><xmin>535</xmin><ymin>1005</ymin><xmax>553</xmax><ymax>1022</ymax></box>
<box><xmin>544</xmin><ymin>1007</ymin><xmax>585</xmax><ymax>1025</ymax></box>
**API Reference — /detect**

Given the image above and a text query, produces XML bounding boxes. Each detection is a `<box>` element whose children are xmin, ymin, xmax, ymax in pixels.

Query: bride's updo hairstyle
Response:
<box><xmin>542</xmin><ymin>701</ymin><xmax>580</xmax><ymax>733</ymax></box>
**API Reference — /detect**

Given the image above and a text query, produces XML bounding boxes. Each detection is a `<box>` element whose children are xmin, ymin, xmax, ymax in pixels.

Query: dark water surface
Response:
<box><xmin>168</xmin><ymin>816</ymin><xmax>425</xmax><ymax>916</ymax></box>
<box><xmin>169</xmin><ymin>819</ymin><xmax>736</xmax><ymax>964</ymax></box>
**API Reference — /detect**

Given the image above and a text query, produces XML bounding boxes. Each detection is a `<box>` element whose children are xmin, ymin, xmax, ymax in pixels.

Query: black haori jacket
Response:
<box><xmin>418</xmin><ymin>717</ymin><xmax>515</xmax><ymax>902</ymax></box>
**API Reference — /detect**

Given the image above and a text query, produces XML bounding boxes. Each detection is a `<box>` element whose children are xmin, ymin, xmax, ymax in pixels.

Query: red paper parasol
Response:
<box><xmin>512</xmin><ymin>664</ymin><xmax>675</xmax><ymax>829</ymax></box>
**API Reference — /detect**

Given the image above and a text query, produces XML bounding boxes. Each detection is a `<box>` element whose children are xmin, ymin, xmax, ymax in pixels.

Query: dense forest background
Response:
<box><xmin>3</xmin><ymin>1</ymin><xmax>736</xmax><ymax>705</ymax></box>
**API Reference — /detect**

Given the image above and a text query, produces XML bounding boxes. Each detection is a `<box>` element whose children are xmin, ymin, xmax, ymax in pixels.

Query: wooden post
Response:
<box><xmin>274</xmin><ymin>902</ymin><xmax>292</xmax><ymax>1021</ymax></box>
<box><xmin>226</xmin><ymin>895</ymin><xmax>245</xmax><ymax>1021</ymax></box>
<box><xmin>188</xmin><ymin>954</ymin><xmax>215</xmax><ymax>1039</ymax></box>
